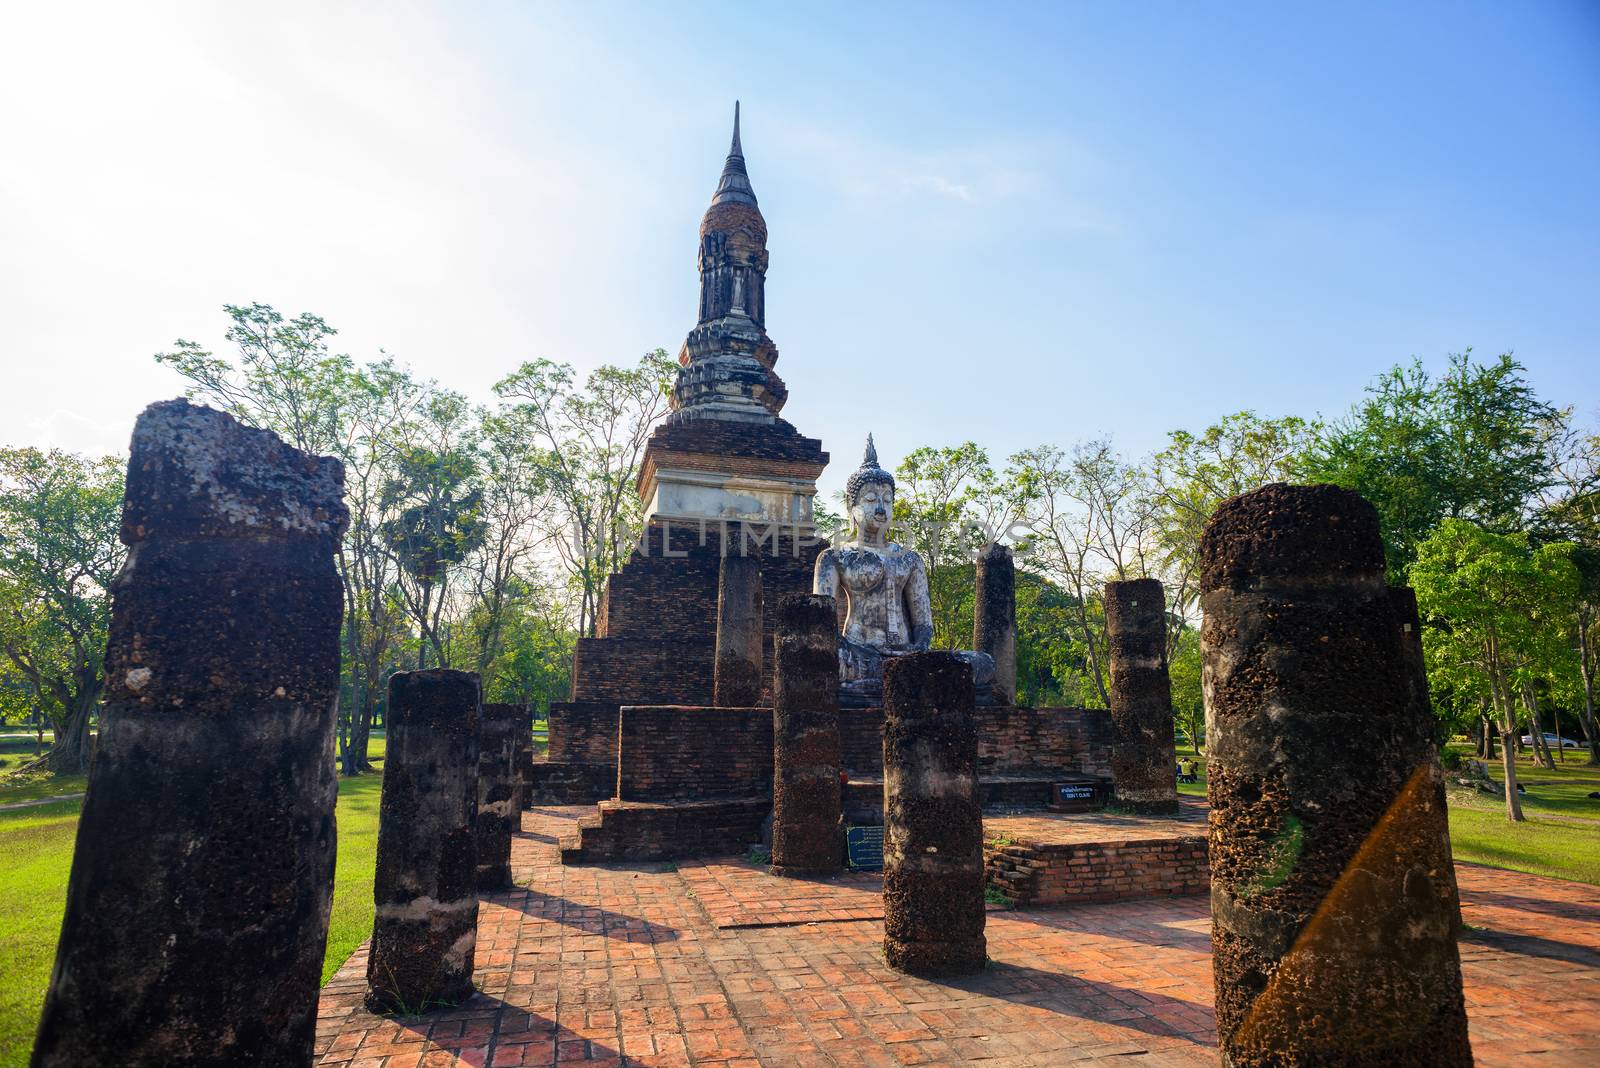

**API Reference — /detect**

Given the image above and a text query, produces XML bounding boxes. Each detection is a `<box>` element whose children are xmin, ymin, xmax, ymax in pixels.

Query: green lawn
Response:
<box><xmin>1176</xmin><ymin>743</ymin><xmax>1600</xmax><ymax>887</ymax></box>
<box><xmin>0</xmin><ymin>767</ymin><xmax>384</xmax><ymax>1068</ymax></box>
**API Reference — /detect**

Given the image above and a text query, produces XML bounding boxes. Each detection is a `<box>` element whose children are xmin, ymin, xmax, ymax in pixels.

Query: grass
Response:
<box><xmin>1177</xmin><ymin>742</ymin><xmax>1600</xmax><ymax>888</ymax></box>
<box><xmin>0</xmin><ymin>763</ymin><xmax>385</xmax><ymax>1068</ymax></box>
<box><xmin>0</xmin><ymin>798</ymin><xmax>80</xmax><ymax>1066</ymax></box>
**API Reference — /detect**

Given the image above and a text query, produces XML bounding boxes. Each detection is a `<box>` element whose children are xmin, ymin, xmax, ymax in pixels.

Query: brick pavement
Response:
<box><xmin>314</xmin><ymin>806</ymin><xmax>1600</xmax><ymax>1067</ymax></box>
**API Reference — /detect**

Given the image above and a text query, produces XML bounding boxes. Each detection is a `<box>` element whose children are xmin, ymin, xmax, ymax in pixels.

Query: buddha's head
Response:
<box><xmin>845</xmin><ymin>435</ymin><xmax>895</xmax><ymax>542</ymax></box>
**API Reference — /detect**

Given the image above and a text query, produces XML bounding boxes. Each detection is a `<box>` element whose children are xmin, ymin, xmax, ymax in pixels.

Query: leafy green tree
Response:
<box><xmin>1009</xmin><ymin>440</ymin><xmax>1156</xmax><ymax>707</ymax></box>
<box><xmin>0</xmin><ymin>449</ymin><xmax>126</xmax><ymax>772</ymax></box>
<box><xmin>155</xmin><ymin>303</ymin><xmax>353</xmax><ymax>456</ymax></box>
<box><xmin>479</xmin><ymin>585</ymin><xmax>576</xmax><ymax>711</ymax></box>
<box><xmin>378</xmin><ymin>393</ymin><xmax>487</xmax><ymax>669</ymax></box>
<box><xmin>1411</xmin><ymin>520</ymin><xmax>1578</xmax><ymax>819</ymax></box>
<box><xmin>1148</xmin><ymin>411</ymin><xmax>1319</xmax><ymax>628</ymax></box>
<box><xmin>1167</xmin><ymin>626</ymin><xmax>1205</xmax><ymax>753</ymax></box>
<box><xmin>492</xmin><ymin>351</ymin><xmax>675</xmax><ymax>637</ymax></box>
<box><xmin>892</xmin><ymin>442</ymin><xmax>1024</xmax><ymax>650</ymax></box>
<box><xmin>1309</xmin><ymin>351</ymin><xmax>1562</xmax><ymax>577</ymax></box>
<box><xmin>1013</xmin><ymin>571</ymin><xmax>1086</xmax><ymax>707</ymax></box>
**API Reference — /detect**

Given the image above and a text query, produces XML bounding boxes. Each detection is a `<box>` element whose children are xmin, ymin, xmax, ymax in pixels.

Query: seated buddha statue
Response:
<box><xmin>814</xmin><ymin>436</ymin><xmax>995</xmax><ymax>703</ymax></box>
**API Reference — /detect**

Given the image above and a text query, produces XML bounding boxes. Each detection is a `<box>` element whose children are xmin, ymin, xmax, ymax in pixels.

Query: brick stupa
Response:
<box><xmin>533</xmin><ymin>106</ymin><xmax>829</xmax><ymax>804</ymax></box>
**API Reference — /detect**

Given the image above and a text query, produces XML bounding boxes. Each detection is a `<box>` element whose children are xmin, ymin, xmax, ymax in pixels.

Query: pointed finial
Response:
<box><xmin>710</xmin><ymin>101</ymin><xmax>757</xmax><ymax>207</ymax></box>
<box><xmin>863</xmin><ymin>434</ymin><xmax>878</xmax><ymax>467</ymax></box>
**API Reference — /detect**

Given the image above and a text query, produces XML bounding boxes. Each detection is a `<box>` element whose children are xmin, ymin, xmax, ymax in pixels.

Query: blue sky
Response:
<box><xmin>2</xmin><ymin>1</ymin><xmax>1595</xmax><ymax>500</ymax></box>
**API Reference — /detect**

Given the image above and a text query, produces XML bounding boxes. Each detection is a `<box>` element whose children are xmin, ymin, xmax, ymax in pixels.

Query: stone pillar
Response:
<box><xmin>1104</xmin><ymin>577</ymin><xmax>1179</xmax><ymax>816</ymax></box>
<box><xmin>881</xmin><ymin>652</ymin><xmax>985</xmax><ymax>977</ymax></box>
<box><xmin>32</xmin><ymin>399</ymin><xmax>347</xmax><ymax>1068</ymax></box>
<box><xmin>714</xmin><ymin>554</ymin><xmax>764</xmax><ymax>706</ymax></box>
<box><xmin>1200</xmin><ymin>484</ymin><xmax>1471</xmax><ymax>1066</ymax></box>
<box><xmin>974</xmin><ymin>542</ymin><xmax>1016</xmax><ymax>704</ymax></box>
<box><xmin>770</xmin><ymin>594</ymin><xmax>843</xmax><ymax>876</ymax></box>
<box><xmin>476</xmin><ymin>703</ymin><xmax>522</xmax><ymax>891</ymax></box>
<box><xmin>367</xmin><ymin>670</ymin><xmax>481</xmax><ymax>1014</ymax></box>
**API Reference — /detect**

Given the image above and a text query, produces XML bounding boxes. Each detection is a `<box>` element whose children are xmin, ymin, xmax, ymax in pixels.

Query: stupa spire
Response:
<box><xmin>711</xmin><ymin>100</ymin><xmax>757</xmax><ymax>207</ymax></box>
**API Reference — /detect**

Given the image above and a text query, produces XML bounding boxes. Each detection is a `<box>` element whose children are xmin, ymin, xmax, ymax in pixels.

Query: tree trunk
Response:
<box><xmin>1492</xmin><ymin>675</ymin><xmax>1524</xmax><ymax>822</ymax></box>
<box><xmin>1578</xmin><ymin>611</ymin><xmax>1599</xmax><ymax>766</ymax></box>
<box><xmin>1523</xmin><ymin>683</ymin><xmax>1556</xmax><ymax>771</ymax></box>
<box><xmin>42</xmin><ymin>692</ymin><xmax>95</xmax><ymax>774</ymax></box>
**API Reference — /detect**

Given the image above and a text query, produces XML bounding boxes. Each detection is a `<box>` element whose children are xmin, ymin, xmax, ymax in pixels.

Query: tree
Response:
<box><xmin>0</xmin><ymin>449</ymin><xmax>126</xmax><ymax>772</ymax></box>
<box><xmin>478</xmin><ymin>582</ymin><xmax>576</xmax><ymax>711</ymax></box>
<box><xmin>1009</xmin><ymin>440</ymin><xmax>1155</xmax><ymax>707</ymax></box>
<box><xmin>1308</xmin><ymin>351</ymin><xmax>1562</xmax><ymax>577</ymax></box>
<box><xmin>155</xmin><ymin>303</ymin><xmax>352</xmax><ymax>456</ymax></box>
<box><xmin>1148</xmin><ymin>411</ymin><xmax>1319</xmax><ymax>631</ymax></box>
<box><xmin>378</xmin><ymin>392</ymin><xmax>487</xmax><ymax>668</ymax></box>
<box><xmin>892</xmin><ymin>442</ymin><xmax>1025</xmax><ymax>650</ymax></box>
<box><xmin>1533</xmin><ymin>421</ymin><xmax>1600</xmax><ymax>763</ymax></box>
<box><xmin>1411</xmin><ymin>520</ymin><xmax>1578</xmax><ymax>820</ymax></box>
<box><xmin>492</xmin><ymin>351</ymin><xmax>675</xmax><ymax>637</ymax></box>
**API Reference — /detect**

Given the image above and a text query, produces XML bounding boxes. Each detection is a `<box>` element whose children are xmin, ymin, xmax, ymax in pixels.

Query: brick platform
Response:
<box><xmin>983</xmin><ymin>806</ymin><xmax>1210</xmax><ymax>908</ymax></box>
<box><xmin>314</xmin><ymin>806</ymin><xmax>1600</xmax><ymax>1067</ymax></box>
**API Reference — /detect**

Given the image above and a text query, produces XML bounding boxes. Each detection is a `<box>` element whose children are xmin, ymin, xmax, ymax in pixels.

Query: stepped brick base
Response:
<box><xmin>560</xmin><ymin>798</ymin><xmax>770</xmax><ymax>864</ymax></box>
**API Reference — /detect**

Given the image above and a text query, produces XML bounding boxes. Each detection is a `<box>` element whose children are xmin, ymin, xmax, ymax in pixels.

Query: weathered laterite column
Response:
<box><xmin>714</xmin><ymin>553</ymin><xmax>764</xmax><ymax>706</ymax></box>
<box><xmin>1105</xmin><ymin>577</ymin><xmax>1179</xmax><ymax>816</ymax></box>
<box><xmin>32</xmin><ymin>399</ymin><xmax>347</xmax><ymax>1068</ymax></box>
<box><xmin>1201</xmin><ymin>484</ymin><xmax>1471</xmax><ymax>1066</ymax></box>
<box><xmin>476</xmin><ymin>703</ymin><xmax>522</xmax><ymax>890</ymax></box>
<box><xmin>882</xmin><ymin>652</ymin><xmax>986</xmax><ymax>976</ymax></box>
<box><xmin>367</xmin><ymin>670</ymin><xmax>481</xmax><ymax>1014</ymax></box>
<box><xmin>770</xmin><ymin>594</ymin><xmax>843</xmax><ymax>876</ymax></box>
<box><xmin>974</xmin><ymin>542</ymin><xmax>1016</xmax><ymax>705</ymax></box>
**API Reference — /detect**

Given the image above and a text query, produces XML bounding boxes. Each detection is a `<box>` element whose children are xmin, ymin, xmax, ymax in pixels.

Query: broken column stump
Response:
<box><xmin>714</xmin><ymin>553</ymin><xmax>764</xmax><ymax>706</ymax></box>
<box><xmin>882</xmin><ymin>652</ymin><xmax>986</xmax><ymax>977</ymax></box>
<box><xmin>367</xmin><ymin>670</ymin><xmax>481</xmax><ymax>1014</ymax></box>
<box><xmin>1104</xmin><ymin>577</ymin><xmax>1179</xmax><ymax>816</ymax></box>
<box><xmin>32</xmin><ymin>399</ymin><xmax>347</xmax><ymax>1068</ymax></box>
<box><xmin>770</xmin><ymin>594</ymin><xmax>843</xmax><ymax>876</ymax></box>
<box><xmin>974</xmin><ymin>542</ymin><xmax>1017</xmax><ymax>705</ymax></box>
<box><xmin>477</xmin><ymin>702</ymin><xmax>523</xmax><ymax>891</ymax></box>
<box><xmin>1200</xmin><ymin>483</ymin><xmax>1471</xmax><ymax>1066</ymax></box>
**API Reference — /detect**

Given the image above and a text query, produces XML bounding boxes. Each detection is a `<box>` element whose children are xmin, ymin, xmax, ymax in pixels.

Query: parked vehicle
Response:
<box><xmin>1520</xmin><ymin>732</ymin><xmax>1581</xmax><ymax>749</ymax></box>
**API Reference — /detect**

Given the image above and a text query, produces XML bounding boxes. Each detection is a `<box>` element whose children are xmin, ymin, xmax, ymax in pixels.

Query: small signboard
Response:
<box><xmin>846</xmin><ymin>825</ymin><xmax>885</xmax><ymax>871</ymax></box>
<box><xmin>1050</xmin><ymin>780</ymin><xmax>1107</xmax><ymax>812</ymax></box>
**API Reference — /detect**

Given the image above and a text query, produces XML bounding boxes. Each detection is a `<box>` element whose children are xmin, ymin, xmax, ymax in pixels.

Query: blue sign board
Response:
<box><xmin>846</xmin><ymin>825</ymin><xmax>885</xmax><ymax>871</ymax></box>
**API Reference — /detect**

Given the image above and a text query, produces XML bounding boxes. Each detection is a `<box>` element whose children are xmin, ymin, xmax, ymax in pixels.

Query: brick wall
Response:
<box><xmin>985</xmin><ymin>834</ymin><xmax>1209</xmax><ymax>907</ymax></box>
<box><xmin>546</xmin><ymin>701</ymin><xmax>618</xmax><ymax>764</ymax></box>
<box><xmin>838</xmin><ymin>705</ymin><xmax>1113</xmax><ymax>780</ymax></box>
<box><xmin>617</xmin><ymin>705</ymin><xmax>773</xmax><ymax>802</ymax></box>
<box><xmin>978</xmin><ymin>706</ymin><xmax>1113</xmax><ymax>779</ymax></box>
<box><xmin>575</xmin><ymin>521</ymin><xmax>823</xmax><ymax>710</ymax></box>
<box><xmin>571</xmin><ymin>638</ymin><xmax>714</xmax><ymax>705</ymax></box>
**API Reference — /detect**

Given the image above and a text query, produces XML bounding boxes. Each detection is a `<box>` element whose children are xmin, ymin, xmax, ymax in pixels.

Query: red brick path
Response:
<box><xmin>314</xmin><ymin>806</ymin><xmax>1600</xmax><ymax>1067</ymax></box>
